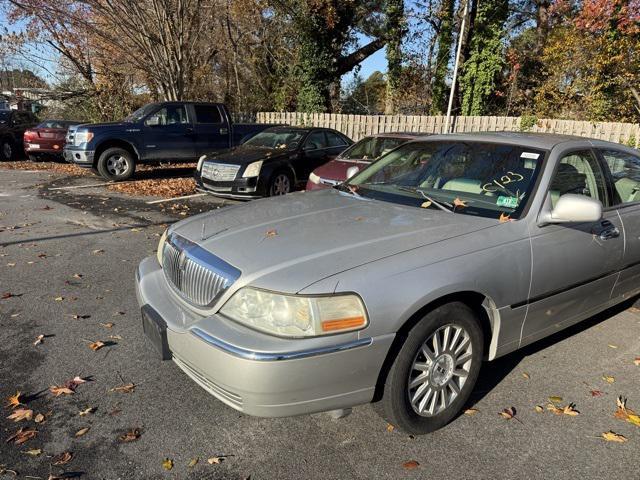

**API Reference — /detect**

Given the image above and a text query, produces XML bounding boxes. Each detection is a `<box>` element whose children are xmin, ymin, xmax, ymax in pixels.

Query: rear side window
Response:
<box><xmin>601</xmin><ymin>149</ymin><xmax>640</xmax><ymax>205</ymax></box>
<box><xmin>304</xmin><ymin>131</ymin><xmax>328</xmax><ymax>150</ymax></box>
<box><xmin>194</xmin><ymin>105</ymin><xmax>222</xmax><ymax>124</ymax></box>
<box><xmin>326</xmin><ymin>132</ymin><xmax>348</xmax><ymax>147</ymax></box>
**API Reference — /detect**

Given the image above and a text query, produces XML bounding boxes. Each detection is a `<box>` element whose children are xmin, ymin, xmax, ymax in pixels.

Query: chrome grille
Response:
<box><xmin>162</xmin><ymin>234</ymin><xmax>241</xmax><ymax>307</ymax></box>
<box><xmin>201</xmin><ymin>162</ymin><xmax>240</xmax><ymax>182</ymax></box>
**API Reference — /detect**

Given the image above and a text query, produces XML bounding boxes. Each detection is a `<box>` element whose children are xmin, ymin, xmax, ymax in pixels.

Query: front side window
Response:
<box><xmin>145</xmin><ymin>105</ymin><xmax>189</xmax><ymax>126</ymax></box>
<box><xmin>326</xmin><ymin>131</ymin><xmax>348</xmax><ymax>147</ymax></box>
<box><xmin>600</xmin><ymin>149</ymin><xmax>640</xmax><ymax>205</ymax></box>
<box><xmin>549</xmin><ymin>151</ymin><xmax>607</xmax><ymax>208</ymax></box>
<box><xmin>345</xmin><ymin>141</ymin><xmax>545</xmax><ymax>219</ymax></box>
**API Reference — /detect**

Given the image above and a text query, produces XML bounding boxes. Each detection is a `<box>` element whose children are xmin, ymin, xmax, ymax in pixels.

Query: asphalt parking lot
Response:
<box><xmin>1</xmin><ymin>167</ymin><xmax>640</xmax><ymax>480</ymax></box>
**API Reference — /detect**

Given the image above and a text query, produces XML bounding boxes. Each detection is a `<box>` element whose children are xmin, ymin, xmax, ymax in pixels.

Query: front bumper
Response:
<box><xmin>195</xmin><ymin>171</ymin><xmax>266</xmax><ymax>199</ymax></box>
<box><xmin>135</xmin><ymin>256</ymin><xmax>393</xmax><ymax>417</ymax></box>
<box><xmin>63</xmin><ymin>146</ymin><xmax>95</xmax><ymax>166</ymax></box>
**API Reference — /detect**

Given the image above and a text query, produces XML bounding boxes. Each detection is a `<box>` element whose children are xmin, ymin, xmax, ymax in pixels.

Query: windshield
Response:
<box><xmin>124</xmin><ymin>104</ymin><xmax>157</xmax><ymax>123</ymax></box>
<box><xmin>341</xmin><ymin>136</ymin><xmax>408</xmax><ymax>161</ymax></box>
<box><xmin>37</xmin><ymin>120</ymin><xmax>80</xmax><ymax>129</ymax></box>
<box><xmin>243</xmin><ymin>129</ymin><xmax>306</xmax><ymax>149</ymax></box>
<box><xmin>344</xmin><ymin>141</ymin><xmax>546</xmax><ymax>220</ymax></box>
<box><xmin>0</xmin><ymin>111</ymin><xmax>9</xmax><ymax>124</ymax></box>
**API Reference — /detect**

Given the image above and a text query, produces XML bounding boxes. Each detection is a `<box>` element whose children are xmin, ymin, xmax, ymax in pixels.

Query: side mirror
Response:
<box><xmin>346</xmin><ymin>166</ymin><xmax>360</xmax><ymax>179</ymax></box>
<box><xmin>539</xmin><ymin>194</ymin><xmax>602</xmax><ymax>225</ymax></box>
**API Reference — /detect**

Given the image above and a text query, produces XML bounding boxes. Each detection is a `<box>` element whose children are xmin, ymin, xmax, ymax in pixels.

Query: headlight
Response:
<box><xmin>242</xmin><ymin>160</ymin><xmax>263</xmax><ymax>178</ymax></box>
<box><xmin>197</xmin><ymin>155</ymin><xmax>207</xmax><ymax>171</ymax></box>
<box><xmin>220</xmin><ymin>287</ymin><xmax>368</xmax><ymax>337</ymax></box>
<box><xmin>74</xmin><ymin>130</ymin><xmax>93</xmax><ymax>145</ymax></box>
<box><xmin>156</xmin><ymin>228</ymin><xmax>168</xmax><ymax>265</ymax></box>
<box><xmin>308</xmin><ymin>172</ymin><xmax>321</xmax><ymax>184</ymax></box>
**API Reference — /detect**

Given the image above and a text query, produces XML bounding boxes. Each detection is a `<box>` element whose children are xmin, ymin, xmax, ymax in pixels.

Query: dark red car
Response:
<box><xmin>306</xmin><ymin>132</ymin><xmax>427</xmax><ymax>191</ymax></box>
<box><xmin>24</xmin><ymin>119</ymin><xmax>82</xmax><ymax>161</ymax></box>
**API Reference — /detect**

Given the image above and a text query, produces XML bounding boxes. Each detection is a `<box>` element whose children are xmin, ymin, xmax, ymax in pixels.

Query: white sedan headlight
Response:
<box><xmin>220</xmin><ymin>287</ymin><xmax>368</xmax><ymax>337</ymax></box>
<box><xmin>197</xmin><ymin>155</ymin><xmax>207</xmax><ymax>171</ymax></box>
<box><xmin>156</xmin><ymin>228</ymin><xmax>168</xmax><ymax>265</ymax></box>
<box><xmin>243</xmin><ymin>160</ymin><xmax>263</xmax><ymax>178</ymax></box>
<box><xmin>308</xmin><ymin>172</ymin><xmax>321</xmax><ymax>185</ymax></box>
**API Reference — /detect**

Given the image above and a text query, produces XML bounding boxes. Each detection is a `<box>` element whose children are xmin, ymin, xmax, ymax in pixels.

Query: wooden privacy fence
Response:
<box><xmin>241</xmin><ymin>112</ymin><xmax>640</xmax><ymax>147</ymax></box>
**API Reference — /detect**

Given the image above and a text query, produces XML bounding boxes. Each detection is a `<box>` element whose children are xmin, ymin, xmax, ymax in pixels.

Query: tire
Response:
<box><xmin>0</xmin><ymin>139</ymin><xmax>13</xmax><ymax>161</ymax></box>
<box><xmin>268</xmin><ymin>170</ymin><xmax>292</xmax><ymax>196</ymax></box>
<box><xmin>377</xmin><ymin>302</ymin><xmax>484</xmax><ymax>435</ymax></box>
<box><xmin>28</xmin><ymin>154</ymin><xmax>38</xmax><ymax>162</ymax></box>
<box><xmin>96</xmin><ymin>147</ymin><xmax>136</xmax><ymax>181</ymax></box>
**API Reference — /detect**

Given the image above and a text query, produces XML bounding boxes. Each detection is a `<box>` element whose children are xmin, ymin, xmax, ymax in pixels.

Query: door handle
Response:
<box><xmin>599</xmin><ymin>226</ymin><xmax>620</xmax><ymax>241</ymax></box>
<box><xmin>220</xmin><ymin>128</ymin><xmax>228</xmax><ymax>135</ymax></box>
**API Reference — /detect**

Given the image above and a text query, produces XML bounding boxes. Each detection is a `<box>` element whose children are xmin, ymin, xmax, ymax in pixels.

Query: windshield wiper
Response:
<box><xmin>396</xmin><ymin>186</ymin><xmax>454</xmax><ymax>213</ymax></box>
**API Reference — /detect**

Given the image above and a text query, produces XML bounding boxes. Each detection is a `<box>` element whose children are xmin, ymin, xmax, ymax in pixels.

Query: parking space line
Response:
<box><xmin>146</xmin><ymin>193</ymin><xmax>207</xmax><ymax>204</ymax></box>
<box><xmin>48</xmin><ymin>182</ymin><xmax>115</xmax><ymax>191</ymax></box>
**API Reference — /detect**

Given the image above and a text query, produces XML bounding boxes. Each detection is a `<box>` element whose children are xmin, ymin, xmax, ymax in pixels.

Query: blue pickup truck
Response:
<box><xmin>64</xmin><ymin>102</ymin><xmax>275</xmax><ymax>181</ymax></box>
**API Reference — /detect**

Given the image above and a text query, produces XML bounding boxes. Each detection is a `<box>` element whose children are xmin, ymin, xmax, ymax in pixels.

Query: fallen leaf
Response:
<box><xmin>499</xmin><ymin>212</ymin><xmax>511</xmax><ymax>222</ymax></box>
<box><xmin>33</xmin><ymin>335</ymin><xmax>44</xmax><ymax>346</ymax></box>
<box><xmin>7</xmin><ymin>408</ymin><xmax>33</xmax><ymax>422</ymax></box>
<box><xmin>547</xmin><ymin>403</ymin><xmax>563</xmax><ymax>415</ymax></box>
<box><xmin>74</xmin><ymin>427</ymin><xmax>89</xmax><ymax>437</ymax></box>
<box><xmin>634</xmin><ymin>357</ymin><xmax>640</xmax><ymax>366</ymax></box>
<box><xmin>522</xmin><ymin>372</ymin><xmax>530</xmax><ymax>380</ymax></box>
<box><xmin>453</xmin><ymin>197</ymin><xmax>467</xmax><ymax>208</ymax></box>
<box><xmin>188</xmin><ymin>458</ymin><xmax>199</xmax><ymax>468</ymax></box>
<box><xmin>403</xmin><ymin>460</ymin><xmax>420</xmax><ymax>470</ymax></box>
<box><xmin>563</xmin><ymin>403</ymin><xmax>580</xmax><ymax>416</ymax></box>
<box><xmin>207</xmin><ymin>457</ymin><xmax>223</xmax><ymax>465</ymax></box>
<box><xmin>52</xmin><ymin>451</ymin><xmax>73</xmax><ymax>465</ymax></box>
<box><xmin>535</xmin><ymin>405</ymin><xmax>544</xmax><ymax>413</ymax></box>
<box><xmin>88</xmin><ymin>340</ymin><xmax>105</xmax><ymax>351</ymax></box>
<box><xmin>92</xmin><ymin>249</ymin><xmax>104</xmax><ymax>255</ymax></box>
<box><xmin>386</xmin><ymin>423</ymin><xmax>395</xmax><ymax>432</ymax></box>
<box><xmin>72</xmin><ymin>273</ymin><xmax>83</xmax><ymax>279</ymax></box>
<box><xmin>420</xmin><ymin>201</ymin><xmax>432</xmax><ymax>209</ymax></box>
<box><xmin>6</xmin><ymin>391</ymin><xmax>23</xmax><ymax>409</ymax></box>
<box><xmin>601</xmin><ymin>431</ymin><xmax>627</xmax><ymax>443</ymax></box>
<box><xmin>608</xmin><ymin>344</ymin><xmax>618</xmax><ymax>349</ymax></box>
<box><xmin>499</xmin><ymin>407</ymin><xmax>517</xmax><ymax>420</ymax></box>
<box><xmin>549</xmin><ymin>396</ymin><xmax>563</xmax><ymax>403</ymax></box>
<box><xmin>54</xmin><ymin>296</ymin><xmax>64</xmax><ymax>302</ymax></box>
<box><xmin>78</xmin><ymin>407</ymin><xmax>95</xmax><ymax>416</ymax></box>
<box><xmin>119</xmin><ymin>428</ymin><xmax>141</xmax><ymax>443</ymax></box>
<box><xmin>162</xmin><ymin>458</ymin><xmax>174</xmax><ymax>470</ymax></box>
<box><xmin>464</xmin><ymin>408</ymin><xmax>479</xmax><ymax>416</ymax></box>
<box><xmin>2</xmin><ymin>292</ymin><xmax>17</xmax><ymax>299</ymax></box>
<box><xmin>603</xmin><ymin>375</ymin><xmax>615</xmax><ymax>384</ymax></box>
<box><xmin>68</xmin><ymin>314</ymin><xmax>90</xmax><ymax>319</ymax></box>
<box><xmin>628</xmin><ymin>414</ymin><xmax>640</xmax><ymax>427</ymax></box>
<box><xmin>264</xmin><ymin>229</ymin><xmax>278</xmax><ymax>238</ymax></box>
<box><xmin>34</xmin><ymin>413</ymin><xmax>45</xmax><ymax>423</ymax></box>
<box><xmin>100</xmin><ymin>322</ymin><xmax>114</xmax><ymax>329</ymax></box>
<box><xmin>110</xmin><ymin>383</ymin><xmax>135</xmax><ymax>393</ymax></box>
<box><xmin>591</xmin><ymin>390</ymin><xmax>604</xmax><ymax>397</ymax></box>
<box><xmin>22</xmin><ymin>448</ymin><xmax>42</xmax><ymax>456</ymax></box>
<box><xmin>49</xmin><ymin>385</ymin><xmax>75</xmax><ymax>397</ymax></box>
<box><xmin>6</xmin><ymin>427</ymin><xmax>37</xmax><ymax>445</ymax></box>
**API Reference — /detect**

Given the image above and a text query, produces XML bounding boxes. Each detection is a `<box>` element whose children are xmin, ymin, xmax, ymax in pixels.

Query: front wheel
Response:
<box><xmin>377</xmin><ymin>302</ymin><xmax>484</xmax><ymax>434</ymax></box>
<box><xmin>268</xmin><ymin>171</ymin><xmax>292</xmax><ymax>196</ymax></box>
<box><xmin>0</xmin><ymin>139</ymin><xmax>13</xmax><ymax>161</ymax></box>
<box><xmin>96</xmin><ymin>147</ymin><xmax>136</xmax><ymax>181</ymax></box>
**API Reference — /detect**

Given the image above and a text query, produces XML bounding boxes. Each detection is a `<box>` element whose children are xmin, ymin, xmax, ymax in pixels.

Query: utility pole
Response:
<box><xmin>444</xmin><ymin>0</ymin><xmax>470</xmax><ymax>134</ymax></box>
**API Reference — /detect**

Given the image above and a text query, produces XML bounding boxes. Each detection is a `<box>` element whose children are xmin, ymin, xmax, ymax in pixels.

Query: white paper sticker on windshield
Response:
<box><xmin>520</xmin><ymin>152</ymin><xmax>540</xmax><ymax>159</ymax></box>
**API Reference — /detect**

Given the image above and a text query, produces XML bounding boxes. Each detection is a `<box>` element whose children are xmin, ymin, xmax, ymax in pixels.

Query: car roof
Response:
<box><xmin>367</xmin><ymin>132</ymin><xmax>431</xmax><ymax>139</ymax></box>
<box><xmin>406</xmin><ymin>131</ymin><xmax>634</xmax><ymax>151</ymax></box>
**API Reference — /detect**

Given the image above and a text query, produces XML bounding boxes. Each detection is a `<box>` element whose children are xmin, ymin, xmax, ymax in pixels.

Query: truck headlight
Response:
<box><xmin>242</xmin><ymin>160</ymin><xmax>263</xmax><ymax>178</ymax></box>
<box><xmin>309</xmin><ymin>172</ymin><xmax>321</xmax><ymax>185</ymax></box>
<box><xmin>197</xmin><ymin>155</ymin><xmax>207</xmax><ymax>172</ymax></box>
<box><xmin>156</xmin><ymin>229</ymin><xmax>168</xmax><ymax>266</ymax></box>
<box><xmin>74</xmin><ymin>130</ymin><xmax>93</xmax><ymax>145</ymax></box>
<box><xmin>220</xmin><ymin>287</ymin><xmax>368</xmax><ymax>337</ymax></box>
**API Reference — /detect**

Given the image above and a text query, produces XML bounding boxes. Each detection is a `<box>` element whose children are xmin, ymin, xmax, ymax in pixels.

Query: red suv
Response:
<box><xmin>306</xmin><ymin>133</ymin><xmax>427</xmax><ymax>191</ymax></box>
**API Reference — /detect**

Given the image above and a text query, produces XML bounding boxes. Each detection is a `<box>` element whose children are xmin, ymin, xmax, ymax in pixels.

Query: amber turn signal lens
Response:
<box><xmin>321</xmin><ymin>316</ymin><xmax>366</xmax><ymax>332</ymax></box>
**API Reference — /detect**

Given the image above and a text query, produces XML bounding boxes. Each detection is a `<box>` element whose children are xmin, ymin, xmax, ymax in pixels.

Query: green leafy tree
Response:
<box><xmin>384</xmin><ymin>0</ymin><xmax>406</xmax><ymax>114</ymax></box>
<box><xmin>430</xmin><ymin>0</ymin><xmax>455</xmax><ymax>114</ymax></box>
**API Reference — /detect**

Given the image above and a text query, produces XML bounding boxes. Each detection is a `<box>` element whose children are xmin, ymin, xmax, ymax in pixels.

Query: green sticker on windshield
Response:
<box><xmin>497</xmin><ymin>196</ymin><xmax>519</xmax><ymax>208</ymax></box>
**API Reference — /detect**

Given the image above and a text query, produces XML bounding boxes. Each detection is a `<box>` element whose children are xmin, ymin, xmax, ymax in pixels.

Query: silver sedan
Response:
<box><xmin>135</xmin><ymin>132</ymin><xmax>640</xmax><ymax>434</ymax></box>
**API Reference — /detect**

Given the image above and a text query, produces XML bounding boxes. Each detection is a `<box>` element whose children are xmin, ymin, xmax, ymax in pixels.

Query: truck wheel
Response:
<box><xmin>376</xmin><ymin>302</ymin><xmax>483</xmax><ymax>435</ymax></box>
<box><xmin>268</xmin><ymin>171</ymin><xmax>292</xmax><ymax>196</ymax></box>
<box><xmin>1</xmin><ymin>139</ymin><xmax>13</xmax><ymax>161</ymax></box>
<box><xmin>96</xmin><ymin>147</ymin><xmax>136</xmax><ymax>181</ymax></box>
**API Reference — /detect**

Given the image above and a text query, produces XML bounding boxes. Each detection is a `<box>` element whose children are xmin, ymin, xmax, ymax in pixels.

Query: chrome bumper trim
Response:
<box><xmin>190</xmin><ymin>327</ymin><xmax>372</xmax><ymax>362</ymax></box>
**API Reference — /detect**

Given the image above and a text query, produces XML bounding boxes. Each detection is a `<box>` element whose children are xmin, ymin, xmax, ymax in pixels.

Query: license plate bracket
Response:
<box><xmin>141</xmin><ymin>306</ymin><xmax>172</xmax><ymax>360</ymax></box>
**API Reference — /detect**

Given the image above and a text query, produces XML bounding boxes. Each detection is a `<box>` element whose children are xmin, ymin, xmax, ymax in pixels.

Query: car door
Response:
<box><xmin>298</xmin><ymin>130</ymin><xmax>330</xmax><ymax>180</ymax></box>
<box><xmin>597</xmin><ymin>148</ymin><xmax>640</xmax><ymax>300</ymax></box>
<box><xmin>522</xmin><ymin>148</ymin><xmax>624</xmax><ymax>344</ymax></box>
<box><xmin>142</xmin><ymin>104</ymin><xmax>197</xmax><ymax>161</ymax></box>
<box><xmin>191</xmin><ymin>104</ymin><xmax>231</xmax><ymax>154</ymax></box>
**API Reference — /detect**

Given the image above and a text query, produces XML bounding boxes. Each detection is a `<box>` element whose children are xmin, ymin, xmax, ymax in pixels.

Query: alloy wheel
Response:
<box><xmin>106</xmin><ymin>155</ymin><xmax>128</xmax><ymax>176</ymax></box>
<box><xmin>407</xmin><ymin>323</ymin><xmax>473</xmax><ymax>417</ymax></box>
<box><xmin>271</xmin><ymin>174</ymin><xmax>291</xmax><ymax>195</ymax></box>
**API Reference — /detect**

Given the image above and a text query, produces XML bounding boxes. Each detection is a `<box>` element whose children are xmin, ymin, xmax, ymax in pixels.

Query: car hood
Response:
<box><xmin>172</xmin><ymin>189</ymin><xmax>498</xmax><ymax>294</ymax></box>
<box><xmin>313</xmin><ymin>158</ymin><xmax>372</xmax><ymax>182</ymax></box>
<box><xmin>78</xmin><ymin>121</ymin><xmax>126</xmax><ymax>130</ymax></box>
<box><xmin>205</xmin><ymin>145</ymin><xmax>290</xmax><ymax>166</ymax></box>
